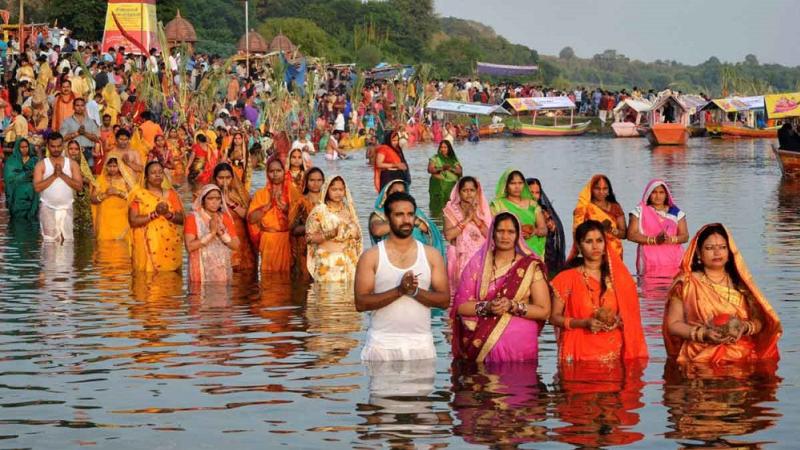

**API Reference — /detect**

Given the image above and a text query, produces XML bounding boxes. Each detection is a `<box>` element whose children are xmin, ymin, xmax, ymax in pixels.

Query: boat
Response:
<box><xmin>425</xmin><ymin>99</ymin><xmax>511</xmax><ymax>142</ymax></box>
<box><xmin>646</xmin><ymin>123</ymin><xmax>690</xmax><ymax>146</ymax></box>
<box><xmin>504</xmin><ymin>96</ymin><xmax>589</xmax><ymax>137</ymax></box>
<box><xmin>701</xmin><ymin>96</ymin><xmax>774</xmax><ymax>138</ymax></box>
<box><xmin>642</xmin><ymin>91</ymin><xmax>707</xmax><ymax>146</ymax></box>
<box><xmin>772</xmin><ymin>145</ymin><xmax>800</xmax><ymax>178</ymax></box>
<box><xmin>478</xmin><ymin>123</ymin><xmax>506</xmax><ymax>137</ymax></box>
<box><xmin>720</xmin><ymin>123</ymin><xmax>778</xmax><ymax>138</ymax></box>
<box><xmin>511</xmin><ymin>121</ymin><xmax>591</xmax><ymax>136</ymax></box>
<box><xmin>611</xmin><ymin>99</ymin><xmax>652</xmax><ymax>137</ymax></box>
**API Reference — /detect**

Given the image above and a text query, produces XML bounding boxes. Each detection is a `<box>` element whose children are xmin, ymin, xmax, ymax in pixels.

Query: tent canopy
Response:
<box><xmin>426</xmin><ymin>100</ymin><xmax>510</xmax><ymax>116</ymax></box>
<box><xmin>504</xmin><ymin>97</ymin><xmax>575</xmax><ymax>112</ymax></box>
<box><xmin>706</xmin><ymin>96</ymin><xmax>765</xmax><ymax>112</ymax></box>
<box><xmin>613</xmin><ymin>99</ymin><xmax>652</xmax><ymax>113</ymax></box>
<box><xmin>765</xmin><ymin>92</ymin><xmax>800</xmax><ymax>119</ymax></box>
<box><xmin>476</xmin><ymin>62</ymin><xmax>538</xmax><ymax>77</ymax></box>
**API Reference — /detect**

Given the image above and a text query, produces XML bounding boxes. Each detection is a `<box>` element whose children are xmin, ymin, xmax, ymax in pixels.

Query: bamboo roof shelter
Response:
<box><xmin>268</xmin><ymin>33</ymin><xmax>300</xmax><ymax>57</ymax></box>
<box><xmin>237</xmin><ymin>29</ymin><xmax>269</xmax><ymax>54</ymax></box>
<box><xmin>164</xmin><ymin>10</ymin><xmax>197</xmax><ymax>50</ymax></box>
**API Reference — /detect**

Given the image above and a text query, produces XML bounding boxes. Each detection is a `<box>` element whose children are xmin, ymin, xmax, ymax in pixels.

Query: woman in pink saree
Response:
<box><xmin>450</xmin><ymin>212</ymin><xmax>551</xmax><ymax>363</ymax></box>
<box><xmin>443</xmin><ymin>176</ymin><xmax>491</xmax><ymax>296</ymax></box>
<box><xmin>627</xmin><ymin>179</ymin><xmax>689</xmax><ymax>278</ymax></box>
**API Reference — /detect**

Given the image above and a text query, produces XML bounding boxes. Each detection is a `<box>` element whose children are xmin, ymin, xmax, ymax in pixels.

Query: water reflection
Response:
<box><xmin>663</xmin><ymin>361</ymin><xmax>781</xmax><ymax>447</ymax></box>
<box><xmin>552</xmin><ymin>360</ymin><xmax>647</xmax><ymax>447</ymax></box>
<box><xmin>358</xmin><ymin>358</ymin><xmax>452</xmax><ymax>443</ymax></box>
<box><xmin>305</xmin><ymin>283</ymin><xmax>361</xmax><ymax>366</ymax></box>
<box><xmin>451</xmin><ymin>361</ymin><xmax>548</xmax><ymax>447</ymax></box>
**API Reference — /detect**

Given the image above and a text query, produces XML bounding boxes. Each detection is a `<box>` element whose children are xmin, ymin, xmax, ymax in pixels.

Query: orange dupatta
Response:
<box><xmin>128</xmin><ymin>185</ymin><xmax>184</xmax><ymax>272</ymax></box>
<box><xmin>247</xmin><ymin>173</ymin><xmax>301</xmax><ymax>273</ymax></box>
<box><xmin>662</xmin><ymin>223</ymin><xmax>781</xmax><ymax>364</ymax></box>
<box><xmin>573</xmin><ymin>174</ymin><xmax>625</xmax><ymax>258</ymax></box>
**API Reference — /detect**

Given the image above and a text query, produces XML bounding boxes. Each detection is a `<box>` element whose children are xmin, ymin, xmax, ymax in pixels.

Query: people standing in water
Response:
<box><xmin>3</xmin><ymin>138</ymin><xmax>39</xmax><ymax>223</ymax></box>
<box><xmin>427</xmin><ymin>140</ymin><xmax>462</xmax><ymax>216</ymax></box>
<box><xmin>285</xmin><ymin>147</ymin><xmax>311</xmax><ymax>191</ymax></box>
<box><xmin>184</xmin><ymin>184</ymin><xmax>240</xmax><ymax>284</ymax></box>
<box><xmin>290</xmin><ymin>167</ymin><xmax>325</xmax><ymax>280</ymax></box>
<box><xmin>450</xmin><ymin>213</ymin><xmax>552</xmax><ymax>363</ymax></box>
<box><xmin>214</xmin><ymin>163</ymin><xmax>257</xmax><ymax>273</ymax></box>
<box><xmin>373</xmin><ymin>131</ymin><xmax>410</xmax><ymax>192</ymax></box>
<box><xmin>33</xmin><ymin>133</ymin><xmax>83</xmax><ymax>243</ymax></box>
<box><xmin>305</xmin><ymin>176</ymin><xmax>363</xmax><ymax>283</ymax></box>
<box><xmin>627</xmin><ymin>179</ymin><xmax>688</xmax><ymax>278</ymax></box>
<box><xmin>66</xmin><ymin>139</ymin><xmax>96</xmax><ymax>235</ymax></box>
<box><xmin>573</xmin><ymin>174</ymin><xmax>627</xmax><ymax>258</ymax></box>
<box><xmin>114</xmin><ymin>129</ymin><xmax>144</xmax><ymax>182</ymax></box>
<box><xmin>247</xmin><ymin>156</ymin><xmax>300</xmax><ymax>274</ymax></box>
<box><xmin>91</xmin><ymin>152</ymin><xmax>135</xmax><ymax>241</ymax></box>
<box><xmin>663</xmin><ymin>223</ymin><xmax>781</xmax><ymax>364</ymax></box>
<box><xmin>490</xmin><ymin>169</ymin><xmax>547</xmax><ymax>257</ymax></box>
<box><xmin>550</xmin><ymin>220</ymin><xmax>648</xmax><ymax>362</ymax></box>
<box><xmin>369</xmin><ymin>179</ymin><xmax>446</xmax><ymax>258</ymax></box>
<box><xmin>443</xmin><ymin>176</ymin><xmax>491</xmax><ymax>296</ymax></box>
<box><xmin>527</xmin><ymin>178</ymin><xmax>566</xmax><ymax>275</ymax></box>
<box><xmin>128</xmin><ymin>160</ymin><xmax>184</xmax><ymax>272</ymax></box>
<box><xmin>355</xmin><ymin>191</ymin><xmax>449</xmax><ymax>361</ymax></box>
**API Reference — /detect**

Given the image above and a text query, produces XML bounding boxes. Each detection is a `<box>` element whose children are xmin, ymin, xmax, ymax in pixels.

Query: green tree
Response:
<box><xmin>258</xmin><ymin>18</ymin><xmax>346</xmax><ymax>60</ymax></box>
<box><xmin>47</xmin><ymin>0</ymin><xmax>106</xmax><ymax>41</ymax></box>
<box><xmin>356</xmin><ymin>44</ymin><xmax>381</xmax><ymax>69</ymax></box>
<box><xmin>559</xmin><ymin>46</ymin><xmax>575</xmax><ymax>60</ymax></box>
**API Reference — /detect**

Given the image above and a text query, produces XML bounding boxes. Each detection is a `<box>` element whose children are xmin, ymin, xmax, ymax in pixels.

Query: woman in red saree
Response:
<box><xmin>550</xmin><ymin>219</ymin><xmax>648</xmax><ymax>363</ymax></box>
<box><xmin>663</xmin><ymin>223</ymin><xmax>781</xmax><ymax>364</ymax></box>
<box><xmin>247</xmin><ymin>156</ymin><xmax>301</xmax><ymax>273</ymax></box>
<box><xmin>450</xmin><ymin>212</ymin><xmax>551</xmax><ymax>363</ymax></box>
<box><xmin>572</xmin><ymin>174</ymin><xmax>627</xmax><ymax>258</ymax></box>
<box><xmin>214</xmin><ymin>162</ymin><xmax>257</xmax><ymax>273</ymax></box>
<box><xmin>373</xmin><ymin>130</ymin><xmax>410</xmax><ymax>192</ymax></box>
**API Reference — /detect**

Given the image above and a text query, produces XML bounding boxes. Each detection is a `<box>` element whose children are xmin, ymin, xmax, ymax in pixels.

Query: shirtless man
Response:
<box><xmin>113</xmin><ymin>128</ymin><xmax>143</xmax><ymax>180</ymax></box>
<box><xmin>355</xmin><ymin>192</ymin><xmax>449</xmax><ymax>361</ymax></box>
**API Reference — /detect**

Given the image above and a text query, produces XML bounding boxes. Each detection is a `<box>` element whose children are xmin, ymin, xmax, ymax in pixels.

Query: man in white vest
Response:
<box><xmin>355</xmin><ymin>192</ymin><xmax>449</xmax><ymax>361</ymax></box>
<box><xmin>32</xmin><ymin>132</ymin><xmax>83</xmax><ymax>243</ymax></box>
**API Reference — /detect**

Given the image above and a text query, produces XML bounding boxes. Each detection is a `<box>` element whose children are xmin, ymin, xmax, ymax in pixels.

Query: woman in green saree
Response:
<box><xmin>490</xmin><ymin>169</ymin><xmax>547</xmax><ymax>257</ymax></box>
<box><xmin>427</xmin><ymin>140</ymin><xmax>462</xmax><ymax>216</ymax></box>
<box><xmin>2</xmin><ymin>138</ymin><xmax>39</xmax><ymax>222</ymax></box>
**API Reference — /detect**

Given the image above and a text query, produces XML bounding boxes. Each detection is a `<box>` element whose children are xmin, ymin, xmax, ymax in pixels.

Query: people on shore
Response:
<box><xmin>355</xmin><ymin>191</ymin><xmax>449</xmax><ymax>361</ymax></box>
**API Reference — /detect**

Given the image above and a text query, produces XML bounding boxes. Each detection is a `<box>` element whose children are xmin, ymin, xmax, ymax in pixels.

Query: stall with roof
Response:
<box><xmin>701</xmin><ymin>96</ymin><xmax>776</xmax><ymax>138</ymax></box>
<box><xmin>425</xmin><ymin>99</ymin><xmax>511</xmax><ymax>140</ymax></box>
<box><xmin>765</xmin><ymin>91</ymin><xmax>800</xmax><ymax>177</ymax></box>
<box><xmin>611</xmin><ymin>98</ymin><xmax>652</xmax><ymax>137</ymax></box>
<box><xmin>503</xmin><ymin>97</ymin><xmax>590</xmax><ymax>136</ymax></box>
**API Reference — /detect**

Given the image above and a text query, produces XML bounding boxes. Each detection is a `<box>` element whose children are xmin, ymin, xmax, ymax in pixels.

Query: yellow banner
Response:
<box><xmin>765</xmin><ymin>92</ymin><xmax>800</xmax><ymax>119</ymax></box>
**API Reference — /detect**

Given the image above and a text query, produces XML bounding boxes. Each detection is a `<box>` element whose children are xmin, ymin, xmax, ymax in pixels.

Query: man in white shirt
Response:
<box><xmin>355</xmin><ymin>192</ymin><xmax>449</xmax><ymax>361</ymax></box>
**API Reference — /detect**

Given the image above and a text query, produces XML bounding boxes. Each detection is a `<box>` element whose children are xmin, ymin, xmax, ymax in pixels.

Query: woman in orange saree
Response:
<box><xmin>127</xmin><ymin>161</ymin><xmax>184</xmax><ymax>272</ymax></box>
<box><xmin>372</xmin><ymin>131</ymin><xmax>410</xmax><ymax>192</ymax></box>
<box><xmin>247</xmin><ymin>156</ymin><xmax>301</xmax><ymax>273</ymax></box>
<box><xmin>289</xmin><ymin>167</ymin><xmax>324</xmax><ymax>281</ymax></box>
<box><xmin>227</xmin><ymin>131</ymin><xmax>252</xmax><ymax>191</ymax></box>
<box><xmin>184</xmin><ymin>183</ymin><xmax>240</xmax><ymax>284</ymax></box>
<box><xmin>550</xmin><ymin>219</ymin><xmax>648</xmax><ymax>363</ymax></box>
<box><xmin>166</xmin><ymin>128</ymin><xmax>187</xmax><ymax>186</ymax></box>
<box><xmin>214</xmin><ymin>162</ymin><xmax>257</xmax><ymax>273</ymax></box>
<box><xmin>285</xmin><ymin>147</ymin><xmax>312</xmax><ymax>192</ymax></box>
<box><xmin>663</xmin><ymin>223</ymin><xmax>781</xmax><ymax>364</ymax></box>
<box><xmin>572</xmin><ymin>174</ymin><xmax>627</xmax><ymax>258</ymax></box>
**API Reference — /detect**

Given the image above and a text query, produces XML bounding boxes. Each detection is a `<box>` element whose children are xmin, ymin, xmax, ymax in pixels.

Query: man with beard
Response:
<box><xmin>32</xmin><ymin>133</ymin><xmax>83</xmax><ymax>242</ymax></box>
<box><xmin>355</xmin><ymin>192</ymin><xmax>449</xmax><ymax>361</ymax></box>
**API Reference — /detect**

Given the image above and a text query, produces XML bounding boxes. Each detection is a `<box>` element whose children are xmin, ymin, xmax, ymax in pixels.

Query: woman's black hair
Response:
<box><xmin>570</xmin><ymin>219</ymin><xmax>611</xmax><ymax>298</ymax></box>
<box><xmin>303</xmin><ymin>167</ymin><xmax>325</xmax><ymax>195</ymax></box>
<box><xmin>144</xmin><ymin>160</ymin><xmax>162</xmax><ymax>178</ymax></box>
<box><xmin>504</xmin><ymin>170</ymin><xmax>526</xmax><ymax>195</ymax></box>
<box><xmin>690</xmin><ymin>224</ymin><xmax>741</xmax><ymax>285</ymax></box>
<box><xmin>457</xmin><ymin>175</ymin><xmax>478</xmax><ymax>192</ymax></box>
<box><xmin>492</xmin><ymin>212</ymin><xmax>520</xmax><ymax>249</ymax></box>
<box><xmin>213</xmin><ymin>162</ymin><xmax>234</xmax><ymax>180</ymax></box>
<box><xmin>383</xmin><ymin>130</ymin><xmax>400</xmax><ymax>147</ymax></box>
<box><xmin>592</xmin><ymin>175</ymin><xmax>618</xmax><ymax>204</ymax></box>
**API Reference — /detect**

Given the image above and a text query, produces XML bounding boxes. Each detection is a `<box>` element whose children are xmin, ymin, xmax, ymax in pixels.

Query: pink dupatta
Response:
<box><xmin>443</xmin><ymin>178</ymin><xmax>492</xmax><ymax>296</ymax></box>
<box><xmin>635</xmin><ymin>179</ymin><xmax>684</xmax><ymax>278</ymax></box>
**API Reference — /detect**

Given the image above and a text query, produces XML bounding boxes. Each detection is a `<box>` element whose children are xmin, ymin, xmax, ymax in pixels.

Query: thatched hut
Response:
<box><xmin>237</xmin><ymin>29</ymin><xmax>269</xmax><ymax>54</ymax></box>
<box><xmin>164</xmin><ymin>10</ymin><xmax>197</xmax><ymax>51</ymax></box>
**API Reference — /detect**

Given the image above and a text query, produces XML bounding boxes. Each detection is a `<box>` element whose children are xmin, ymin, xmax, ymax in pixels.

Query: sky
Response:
<box><xmin>434</xmin><ymin>0</ymin><xmax>800</xmax><ymax>67</ymax></box>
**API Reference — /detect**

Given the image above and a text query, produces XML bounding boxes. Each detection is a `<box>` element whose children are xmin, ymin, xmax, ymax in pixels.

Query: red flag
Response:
<box><xmin>111</xmin><ymin>12</ymin><xmax>149</xmax><ymax>55</ymax></box>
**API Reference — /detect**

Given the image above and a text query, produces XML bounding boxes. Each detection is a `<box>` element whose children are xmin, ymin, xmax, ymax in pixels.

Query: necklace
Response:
<box><xmin>490</xmin><ymin>251</ymin><xmax>517</xmax><ymax>299</ymax></box>
<box><xmin>580</xmin><ymin>266</ymin><xmax>604</xmax><ymax>310</ymax></box>
<box><xmin>703</xmin><ymin>272</ymin><xmax>733</xmax><ymax>304</ymax></box>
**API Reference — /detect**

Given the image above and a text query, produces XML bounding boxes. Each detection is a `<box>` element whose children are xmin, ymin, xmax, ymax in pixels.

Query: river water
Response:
<box><xmin>1</xmin><ymin>136</ymin><xmax>798</xmax><ymax>448</ymax></box>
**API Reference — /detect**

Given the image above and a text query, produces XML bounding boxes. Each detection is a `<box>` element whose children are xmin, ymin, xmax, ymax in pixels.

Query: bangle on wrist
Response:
<box><xmin>411</xmin><ymin>286</ymin><xmax>419</xmax><ymax>298</ymax></box>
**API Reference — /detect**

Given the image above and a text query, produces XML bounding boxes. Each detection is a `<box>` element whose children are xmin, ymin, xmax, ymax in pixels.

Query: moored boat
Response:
<box><xmin>772</xmin><ymin>145</ymin><xmax>800</xmax><ymax>178</ymax></box>
<box><xmin>479</xmin><ymin>123</ymin><xmax>506</xmax><ymax>137</ymax></box>
<box><xmin>646</xmin><ymin>123</ymin><xmax>689</xmax><ymax>146</ymax></box>
<box><xmin>612</xmin><ymin>98</ymin><xmax>652</xmax><ymax>138</ymax></box>
<box><xmin>611</xmin><ymin>122</ymin><xmax>641</xmax><ymax>137</ymax></box>
<box><xmin>720</xmin><ymin>123</ymin><xmax>779</xmax><ymax>138</ymax></box>
<box><xmin>644</xmin><ymin>91</ymin><xmax>706</xmax><ymax>146</ymax></box>
<box><xmin>511</xmin><ymin>121</ymin><xmax>591</xmax><ymax>137</ymax></box>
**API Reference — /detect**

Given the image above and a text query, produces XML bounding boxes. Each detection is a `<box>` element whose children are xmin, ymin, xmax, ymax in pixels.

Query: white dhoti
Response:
<box><xmin>40</xmin><ymin>205</ymin><xmax>74</xmax><ymax>243</ymax></box>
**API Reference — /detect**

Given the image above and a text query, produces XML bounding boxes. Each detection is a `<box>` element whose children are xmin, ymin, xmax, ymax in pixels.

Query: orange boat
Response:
<box><xmin>720</xmin><ymin>123</ymin><xmax>779</xmax><ymax>138</ymax></box>
<box><xmin>479</xmin><ymin>123</ymin><xmax>506</xmax><ymax>137</ymax></box>
<box><xmin>646</xmin><ymin>123</ymin><xmax>689</xmax><ymax>146</ymax></box>
<box><xmin>772</xmin><ymin>145</ymin><xmax>800</xmax><ymax>178</ymax></box>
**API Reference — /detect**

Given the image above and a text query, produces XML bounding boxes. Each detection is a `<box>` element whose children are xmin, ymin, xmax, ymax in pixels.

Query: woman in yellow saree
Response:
<box><xmin>305</xmin><ymin>175</ymin><xmax>362</xmax><ymax>283</ymax></box>
<box><xmin>128</xmin><ymin>161</ymin><xmax>185</xmax><ymax>272</ymax></box>
<box><xmin>573</xmin><ymin>174</ymin><xmax>627</xmax><ymax>258</ymax></box>
<box><xmin>247</xmin><ymin>156</ymin><xmax>301</xmax><ymax>273</ymax></box>
<box><xmin>91</xmin><ymin>152</ymin><xmax>136</xmax><ymax>241</ymax></box>
<box><xmin>663</xmin><ymin>223</ymin><xmax>781</xmax><ymax>364</ymax></box>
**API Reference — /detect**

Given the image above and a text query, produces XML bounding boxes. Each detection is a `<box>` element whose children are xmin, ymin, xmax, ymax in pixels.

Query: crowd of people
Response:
<box><xmin>0</xmin><ymin>39</ymin><xmax>783</xmax><ymax>376</ymax></box>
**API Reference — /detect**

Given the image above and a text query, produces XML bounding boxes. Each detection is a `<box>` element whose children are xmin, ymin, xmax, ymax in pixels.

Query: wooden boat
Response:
<box><xmin>511</xmin><ymin>121</ymin><xmax>591</xmax><ymax>137</ymax></box>
<box><xmin>720</xmin><ymin>123</ymin><xmax>779</xmax><ymax>138</ymax></box>
<box><xmin>646</xmin><ymin>123</ymin><xmax>689</xmax><ymax>146</ymax></box>
<box><xmin>611</xmin><ymin>122</ymin><xmax>641</xmax><ymax>137</ymax></box>
<box><xmin>612</xmin><ymin>99</ymin><xmax>651</xmax><ymax>137</ymax></box>
<box><xmin>479</xmin><ymin>123</ymin><xmax>506</xmax><ymax>136</ymax></box>
<box><xmin>772</xmin><ymin>145</ymin><xmax>800</xmax><ymax>178</ymax></box>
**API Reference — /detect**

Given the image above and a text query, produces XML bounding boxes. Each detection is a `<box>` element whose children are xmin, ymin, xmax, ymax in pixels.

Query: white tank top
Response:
<box><xmin>361</xmin><ymin>240</ymin><xmax>435</xmax><ymax>361</ymax></box>
<box><xmin>40</xmin><ymin>157</ymin><xmax>74</xmax><ymax>210</ymax></box>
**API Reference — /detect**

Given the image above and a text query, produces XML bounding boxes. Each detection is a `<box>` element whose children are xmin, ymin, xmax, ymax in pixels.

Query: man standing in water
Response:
<box><xmin>355</xmin><ymin>192</ymin><xmax>449</xmax><ymax>361</ymax></box>
<box><xmin>32</xmin><ymin>132</ymin><xmax>83</xmax><ymax>242</ymax></box>
<box><xmin>114</xmin><ymin>129</ymin><xmax>143</xmax><ymax>180</ymax></box>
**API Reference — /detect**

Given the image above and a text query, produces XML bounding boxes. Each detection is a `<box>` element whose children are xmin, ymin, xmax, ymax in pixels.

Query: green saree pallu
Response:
<box><xmin>491</xmin><ymin>169</ymin><xmax>546</xmax><ymax>258</ymax></box>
